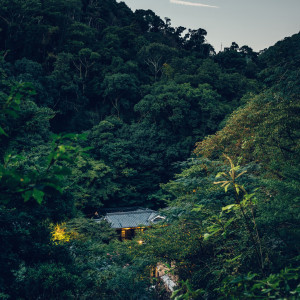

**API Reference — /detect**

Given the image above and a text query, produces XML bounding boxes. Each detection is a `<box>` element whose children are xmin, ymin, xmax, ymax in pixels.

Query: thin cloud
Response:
<box><xmin>170</xmin><ymin>0</ymin><xmax>219</xmax><ymax>8</ymax></box>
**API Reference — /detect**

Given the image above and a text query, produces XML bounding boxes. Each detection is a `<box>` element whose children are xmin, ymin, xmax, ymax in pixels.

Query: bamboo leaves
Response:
<box><xmin>214</xmin><ymin>154</ymin><xmax>247</xmax><ymax>202</ymax></box>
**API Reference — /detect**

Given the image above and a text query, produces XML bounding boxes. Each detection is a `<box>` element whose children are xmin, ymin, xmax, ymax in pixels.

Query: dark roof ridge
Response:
<box><xmin>99</xmin><ymin>206</ymin><xmax>151</xmax><ymax>212</ymax></box>
<box><xmin>106</xmin><ymin>209</ymin><xmax>155</xmax><ymax>216</ymax></box>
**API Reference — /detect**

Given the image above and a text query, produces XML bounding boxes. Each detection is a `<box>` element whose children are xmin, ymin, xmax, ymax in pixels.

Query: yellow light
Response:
<box><xmin>51</xmin><ymin>223</ymin><xmax>72</xmax><ymax>244</ymax></box>
<box><xmin>137</xmin><ymin>240</ymin><xmax>143</xmax><ymax>245</ymax></box>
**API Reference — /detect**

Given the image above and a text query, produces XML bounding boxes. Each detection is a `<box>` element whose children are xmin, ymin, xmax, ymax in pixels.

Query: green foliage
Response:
<box><xmin>138</xmin><ymin>43</ymin><xmax>178</xmax><ymax>81</ymax></box>
<box><xmin>218</xmin><ymin>267</ymin><xmax>300</xmax><ymax>299</ymax></box>
<box><xmin>0</xmin><ymin>131</ymin><xmax>88</xmax><ymax>205</ymax></box>
<box><xmin>172</xmin><ymin>280</ymin><xmax>204</xmax><ymax>300</ymax></box>
<box><xmin>65</xmin><ymin>217</ymin><xmax>117</xmax><ymax>244</ymax></box>
<box><xmin>13</xmin><ymin>263</ymin><xmax>83</xmax><ymax>299</ymax></box>
<box><xmin>0</xmin><ymin>82</ymin><xmax>35</xmax><ymax>136</ymax></box>
<box><xmin>68</xmin><ymin>155</ymin><xmax>116</xmax><ymax>209</ymax></box>
<box><xmin>0</xmin><ymin>1</ymin><xmax>299</xmax><ymax>299</ymax></box>
<box><xmin>259</xmin><ymin>32</ymin><xmax>300</xmax><ymax>96</ymax></box>
<box><xmin>157</xmin><ymin>147</ymin><xmax>299</xmax><ymax>298</ymax></box>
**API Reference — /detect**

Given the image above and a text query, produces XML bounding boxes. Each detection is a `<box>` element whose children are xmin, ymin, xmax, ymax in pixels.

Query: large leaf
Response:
<box><xmin>32</xmin><ymin>188</ymin><xmax>45</xmax><ymax>204</ymax></box>
<box><xmin>222</xmin><ymin>204</ymin><xmax>237</xmax><ymax>211</ymax></box>
<box><xmin>0</xmin><ymin>126</ymin><xmax>8</xmax><ymax>136</ymax></box>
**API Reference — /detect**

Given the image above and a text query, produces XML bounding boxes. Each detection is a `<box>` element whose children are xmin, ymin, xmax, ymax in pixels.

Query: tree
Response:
<box><xmin>101</xmin><ymin>73</ymin><xmax>139</xmax><ymax>119</ymax></box>
<box><xmin>183</xmin><ymin>28</ymin><xmax>214</xmax><ymax>57</ymax></box>
<box><xmin>138</xmin><ymin>43</ymin><xmax>178</xmax><ymax>81</ymax></box>
<box><xmin>134</xmin><ymin>9</ymin><xmax>165</xmax><ymax>33</ymax></box>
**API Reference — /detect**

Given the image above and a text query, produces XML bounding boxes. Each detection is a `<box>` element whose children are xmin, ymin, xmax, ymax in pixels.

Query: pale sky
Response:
<box><xmin>118</xmin><ymin>0</ymin><xmax>300</xmax><ymax>52</ymax></box>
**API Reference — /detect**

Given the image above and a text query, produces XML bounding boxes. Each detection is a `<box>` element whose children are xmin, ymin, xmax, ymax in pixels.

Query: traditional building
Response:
<box><xmin>95</xmin><ymin>207</ymin><xmax>176</xmax><ymax>291</ymax></box>
<box><xmin>96</xmin><ymin>207</ymin><xmax>164</xmax><ymax>240</ymax></box>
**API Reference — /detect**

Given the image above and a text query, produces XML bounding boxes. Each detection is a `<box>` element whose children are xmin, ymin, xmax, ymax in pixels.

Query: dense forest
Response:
<box><xmin>0</xmin><ymin>0</ymin><xmax>299</xmax><ymax>299</ymax></box>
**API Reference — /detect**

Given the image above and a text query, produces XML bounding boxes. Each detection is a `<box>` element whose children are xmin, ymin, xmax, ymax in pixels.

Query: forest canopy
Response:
<box><xmin>0</xmin><ymin>0</ymin><xmax>299</xmax><ymax>299</ymax></box>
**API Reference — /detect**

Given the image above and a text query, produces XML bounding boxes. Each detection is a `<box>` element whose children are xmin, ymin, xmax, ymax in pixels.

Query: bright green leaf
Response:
<box><xmin>32</xmin><ymin>188</ymin><xmax>44</xmax><ymax>204</ymax></box>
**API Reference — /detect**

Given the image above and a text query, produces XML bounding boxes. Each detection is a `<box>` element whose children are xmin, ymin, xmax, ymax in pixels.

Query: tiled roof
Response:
<box><xmin>102</xmin><ymin>208</ymin><xmax>163</xmax><ymax>229</ymax></box>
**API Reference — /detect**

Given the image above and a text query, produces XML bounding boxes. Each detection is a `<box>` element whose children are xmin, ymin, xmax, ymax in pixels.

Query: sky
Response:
<box><xmin>117</xmin><ymin>0</ymin><xmax>300</xmax><ymax>52</ymax></box>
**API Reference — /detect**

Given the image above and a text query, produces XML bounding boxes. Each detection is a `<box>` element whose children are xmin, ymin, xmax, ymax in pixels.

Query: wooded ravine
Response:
<box><xmin>0</xmin><ymin>0</ymin><xmax>299</xmax><ymax>299</ymax></box>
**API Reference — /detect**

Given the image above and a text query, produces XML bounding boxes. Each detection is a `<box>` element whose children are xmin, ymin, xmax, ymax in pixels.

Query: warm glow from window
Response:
<box><xmin>121</xmin><ymin>229</ymin><xmax>126</xmax><ymax>239</ymax></box>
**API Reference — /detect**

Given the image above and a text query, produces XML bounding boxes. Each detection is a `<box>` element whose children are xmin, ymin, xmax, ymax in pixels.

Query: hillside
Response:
<box><xmin>0</xmin><ymin>0</ymin><xmax>299</xmax><ymax>299</ymax></box>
